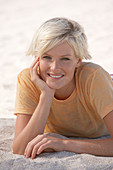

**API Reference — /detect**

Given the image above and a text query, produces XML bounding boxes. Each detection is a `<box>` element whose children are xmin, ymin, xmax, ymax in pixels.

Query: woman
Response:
<box><xmin>13</xmin><ymin>17</ymin><xmax>113</xmax><ymax>159</ymax></box>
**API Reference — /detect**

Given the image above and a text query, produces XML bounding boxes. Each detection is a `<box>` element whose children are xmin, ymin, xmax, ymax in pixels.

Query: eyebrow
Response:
<box><xmin>43</xmin><ymin>53</ymin><xmax>72</xmax><ymax>57</ymax></box>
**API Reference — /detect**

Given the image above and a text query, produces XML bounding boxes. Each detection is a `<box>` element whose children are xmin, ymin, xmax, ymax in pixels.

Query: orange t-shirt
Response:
<box><xmin>14</xmin><ymin>62</ymin><xmax>113</xmax><ymax>138</ymax></box>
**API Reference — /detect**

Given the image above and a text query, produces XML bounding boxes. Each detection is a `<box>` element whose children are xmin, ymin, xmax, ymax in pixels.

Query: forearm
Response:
<box><xmin>13</xmin><ymin>92</ymin><xmax>54</xmax><ymax>155</ymax></box>
<box><xmin>63</xmin><ymin>137</ymin><xmax>113</xmax><ymax>156</ymax></box>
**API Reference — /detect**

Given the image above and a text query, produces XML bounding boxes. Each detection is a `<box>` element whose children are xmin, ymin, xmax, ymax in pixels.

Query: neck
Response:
<box><xmin>54</xmin><ymin>78</ymin><xmax>75</xmax><ymax>100</ymax></box>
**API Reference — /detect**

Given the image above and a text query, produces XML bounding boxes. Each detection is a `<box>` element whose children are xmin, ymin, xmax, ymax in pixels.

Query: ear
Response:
<box><xmin>76</xmin><ymin>59</ymin><xmax>82</xmax><ymax>68</ymax></box>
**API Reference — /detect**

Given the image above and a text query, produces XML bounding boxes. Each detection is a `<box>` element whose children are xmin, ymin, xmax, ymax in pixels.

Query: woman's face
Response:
<box><xmin>39</xmin><ymin>41</ymin><xmax>81</xmax><ymax>91</ymax></box>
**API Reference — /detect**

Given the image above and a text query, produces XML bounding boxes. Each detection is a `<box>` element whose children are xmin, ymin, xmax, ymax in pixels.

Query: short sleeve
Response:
<box><xmin>89</xmin><ymin>68</ymin><xmax>113</xmax><ymax>118</ymax></box>
<box><xmin>14</xmin><ymin>68</ymin><xmax>40</xmax><ymax>115</ymax></box>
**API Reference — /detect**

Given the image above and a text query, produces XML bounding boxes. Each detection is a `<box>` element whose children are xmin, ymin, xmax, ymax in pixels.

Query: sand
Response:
<box><xmin>0</xmin><ymin>119</ymin><xmax>113</xmax><ymax>170</ymax></box>
<box><xmin>0</xmin><ymin>0</ymin><xmax>113</xmax><ymax>169</ymax></box>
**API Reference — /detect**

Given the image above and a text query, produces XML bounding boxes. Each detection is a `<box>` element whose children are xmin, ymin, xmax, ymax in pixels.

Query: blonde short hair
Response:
<box><xmin>27</xmin><ymin>17</ymin><xmax>91</xmax><ymax>60</ymax></box>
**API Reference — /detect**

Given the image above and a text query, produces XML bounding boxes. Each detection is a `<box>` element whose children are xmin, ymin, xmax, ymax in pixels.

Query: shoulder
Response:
<box><xmin>17</xmin><ymin>68</ymin><xmax>34</xmax><ymax>89</ymax></box>
<box><xmin>76</xmin><ymin>62</ymin><xmax>108</xmax><ymax>79</ymax></box>
<box><xmin>76</xmin><ymin>62</ymin><xmax>112</xmax><ymax>90</ymax></box>
<box><xmin>18</xmin><ymin>68</ymin><xmax>30</xmax><ymax>79</ymax></box>
<box><xmin>78</xmin><ymin>62</ymin><xmax>102</xmax><ymax>73</ymax></box>
<box><xmin>17</xmin><ymin>68</ymin><xmax>31</xmax><ymax>84</ymax></box>
<box><xmin>17</xmin><ymin>68</ymin><xmax>41</xmax><ymax>94</ymax></box>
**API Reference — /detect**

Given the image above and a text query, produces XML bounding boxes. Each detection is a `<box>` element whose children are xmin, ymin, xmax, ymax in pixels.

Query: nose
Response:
<box><xmin>50</xmin><ymin>60</ymin><xmax>60</xmax><ymax>70</ymax></box>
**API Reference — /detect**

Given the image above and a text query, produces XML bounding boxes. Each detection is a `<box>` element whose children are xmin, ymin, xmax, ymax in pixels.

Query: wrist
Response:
<box><xmin>63</xmin><ymin>139</ymin><xmax>77</xmax><ymax>152</ymax></box>
<box><xmin>41</xmin><ymin>90</ymin><xmax>55</xmax><ymax>98</ymax></box>
<box><xmin>62</xmin><ymin>139</ymin><xmax>70</xmax><ymax>151</ymax></box>
<box><xmin>40</xmin><ymin>91</ymin><xmax>54</xmax><ymax>104</ymax></box>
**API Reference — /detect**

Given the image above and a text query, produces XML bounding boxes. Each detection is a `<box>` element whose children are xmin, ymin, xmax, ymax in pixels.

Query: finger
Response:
<box><xmin>37</xmin><ymin>141</ymin><xmax>52</xmax><ymax>155</ymax></box>
<box><xmin>30</xmin><ymin>56</ymin><xmax>39</xmax><ymax>69</ymax></box>
<box><xmin>31</xmin><ymin>138</ymin><xmax>48</xmax><ymax>159</ymax></box>
<box><xmin>30</xmin><ymin>57</ymin><xmax>39</xmax><ymax>74</ymax></box>
<box><xmin>24</xmin><ymin>134</ymin><xmax>44</xmax><ymax>158</ymax></box>
<box><xmin>25</xmin><ymin>137</ymin><xmax>39</xmax><ymax>158</ymax></box>
<box><xmin>32</xmin><ymin>61</ymin><xmax>39</xmax><ymax>74</ymax></box>
<box><xmin>24</xmin><ymin>142</ymin><xmax>34</xmax><ymax>158</ymax></box>
<box><xmin>30</xmin><ymin>60</ymin><xmax>39</xmax><ymax>78</ymax></box>
<box><xmin>42</xmin><ymin>148</ymin><xmax>54</xmax><ymax>153</ymax></box>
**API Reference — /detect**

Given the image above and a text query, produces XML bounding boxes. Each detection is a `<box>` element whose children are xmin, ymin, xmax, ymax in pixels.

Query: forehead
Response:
<box><xmin>45</xmin><ymin>41</ymin><xmax>75</xmax><ymax>56</ymax></box>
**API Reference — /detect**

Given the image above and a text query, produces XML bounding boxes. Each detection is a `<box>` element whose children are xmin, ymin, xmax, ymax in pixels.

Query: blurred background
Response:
<box><xmin>0</xmin><ymin>0</ymin><xmax>113</xmax><ymax>118</ymax></box>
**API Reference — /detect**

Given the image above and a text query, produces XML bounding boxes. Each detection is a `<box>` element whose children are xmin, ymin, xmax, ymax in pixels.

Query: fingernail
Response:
<box><xmin>25</xmin><ymin>154</ymin><xmax>29</xmax><ymax>158</ymax></box>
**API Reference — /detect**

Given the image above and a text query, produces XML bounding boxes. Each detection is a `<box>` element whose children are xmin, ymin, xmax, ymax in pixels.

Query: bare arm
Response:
<box><xmin>13</xmin><ymin>93</ymin><xmax>54</xmax><ymax>155</ymax></box>
<box><xmin>63</xmin><ymin>110</ymin><xmax>113</xmax><ymax>156</ymax></box>
<box><xmin>13</xmin><ymin>57</ymin><xmax>55</xmax><ymax>155</ymax></box>
<box><xmin>22</xmin><ymin>110</ymin><xmax>113</xmax><ymax>158</ymax></box>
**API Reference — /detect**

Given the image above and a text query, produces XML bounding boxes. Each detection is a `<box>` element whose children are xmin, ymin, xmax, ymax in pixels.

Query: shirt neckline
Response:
<box><xmin>53</xmin><ymin>72</ymin><xmax>77</xmax><ymax>103</ymax></box>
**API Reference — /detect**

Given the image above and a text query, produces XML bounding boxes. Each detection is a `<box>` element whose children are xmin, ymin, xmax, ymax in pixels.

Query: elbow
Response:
<box><xmin>12</xmin><ymin>141</ymin><xmax>24</xmax><ymax>155</ymax></box>
<box><xmin>13</xmin><ymin>147</ymin><xmax>24</xmax><ymax>155</ymax></box>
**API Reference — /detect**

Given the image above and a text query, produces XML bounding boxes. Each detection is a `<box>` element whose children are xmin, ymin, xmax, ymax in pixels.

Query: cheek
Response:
<box><xmin>39</xmin><ymin>61</ymin><xmax>50</xmax><ymax>81</ymax></box>
<box><xmin>66</xmin><ymin>64</ymin><xmax>76</xmax><ymax>74</ymax></box>
<box><xmin>39</xmin><ymin>61</ymin><xmax>47</xmax><ymax>72</ymax></box>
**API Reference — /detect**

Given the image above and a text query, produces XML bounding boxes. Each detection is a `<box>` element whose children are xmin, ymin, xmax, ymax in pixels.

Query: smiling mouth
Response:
<box><xmin>47</xmin><ymin>73</ymin><xmax>64</xmax><ymax>79</ymax></box>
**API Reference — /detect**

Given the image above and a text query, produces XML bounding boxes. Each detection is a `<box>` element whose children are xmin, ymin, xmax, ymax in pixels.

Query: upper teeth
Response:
<box><xmin>49</xmin><ymin>74</ymin><xmax>63</xmax><ymax>78</ymax></box>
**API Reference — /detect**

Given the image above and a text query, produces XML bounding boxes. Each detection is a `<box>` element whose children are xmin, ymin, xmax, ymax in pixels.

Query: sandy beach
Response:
<box><xmin>0</xmin><ymin>0</ymin><xmax>113</xmax><ymax>169</ymax></box>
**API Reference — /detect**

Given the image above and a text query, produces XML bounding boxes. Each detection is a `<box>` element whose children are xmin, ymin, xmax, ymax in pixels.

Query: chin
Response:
<box><xmin>47</xmin><ymin>82</ymin><xmax>62</xmax><ymax>90</ymax></box>
<box><xmin>48</xmin><ymin>85</ymin><xmax>59</xmax><ymax>90</ymax></box>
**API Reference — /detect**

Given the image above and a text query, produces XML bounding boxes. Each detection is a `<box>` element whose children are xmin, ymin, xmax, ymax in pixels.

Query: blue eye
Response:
<box><xmin>61</xmin><ymin>57</ymin><xmax>70</xmax><ymax>61</ymax></box>
<box><xmin>43</xmin><ymin>56</ymin><xmax>51</xmax><ymax>59</ymax></box>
